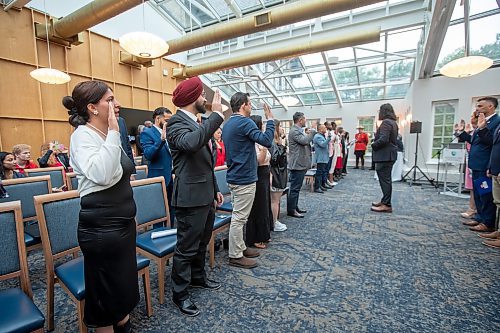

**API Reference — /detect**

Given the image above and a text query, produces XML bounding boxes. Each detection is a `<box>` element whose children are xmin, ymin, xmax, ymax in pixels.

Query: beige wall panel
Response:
<box><xmin>41</xmin><ymin>83</ymin><xmax>68</xmax><ymax>121</ymax></box>
<box><xmin>163</xmin><ymin>94</ymin><xmax>175</xmax><ymax>111</ymax></box>
<box><xmin>0</xmin><ymin>9</ymin><xmax>36</xmax><ymax>64</ymax></box>
<box><xmin>43</xmin><ymin>121</ymin><xmax>73</xmax><ymax>148</ymax></box>
<box><xmin>133</xmin><ymin>88</ymin><xmax>148</xmax><ymax>110</ymax></box>
<box><xmin>68</xmin><ymin>74</ymin><xmax>91</xmax><ymax>93</ymax></box>
<box><xmin>132</xmin><ymin>66</ymin><xmax>148</xmax><ymax>89</ymax></box>
<box><xmin>148</xmin><ymin>64</ymin><xmax>162</xmax><ymax>92</ymax></box>
<box><xmin>67</xmin><ymin>31</ymin><xmax>92</xmax><ymax>77</ymax></box>
<box><xmin>36</xmin><ymin>40</ymin><xmax>66</xmax><ymax>72</ymax></box>
<box><xmin>149</xmin><ymin>91</ymin><xmax>163</xmax><ymax>110</ymax></box>
<box><xmin>90</xmin><ymin>34</ymin><xmax>113</xmax><ymax>81</ymax></box>
<box><xmin>0</xmin><ymin>60</ymin><xmax>41</xmax><ymax>118</ymax></box>
<box><xmin>111</xmin><ymin>40</ymin><xmax>132</xmax><ymax>85</ymax></box>
<box><xmin>0</xmin><ymin>119</ymin><xmax>44</xmax><ymax>154</ymax></box>
<box><xmin>115</xmin><ymin>84</ymin><xmax>133</xmax><ymax>108</ymax></box>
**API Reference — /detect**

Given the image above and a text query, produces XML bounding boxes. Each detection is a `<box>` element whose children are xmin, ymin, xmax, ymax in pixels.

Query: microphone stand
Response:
<box><xmin>432</xmin><ymin>135</ymin><xmax>460</xmax><ymax>192</ymax></box>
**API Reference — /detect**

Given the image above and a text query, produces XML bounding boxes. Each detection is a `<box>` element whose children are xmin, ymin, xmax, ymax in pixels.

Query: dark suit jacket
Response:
<box><xmin>140</xmin><ymin>125</ymin><xmax>173</xmax><ymax>184</ymax></box>
<box><xmin>118</xmin><ymin>117</ymin><xmax>136</xmax><ymax>173</ymax></box>
<box><xmin>166</xmin><ymin>111</ymin><xmax>223</xmax><ymax>208</ymax></box>
<box><xmin>371</xmin><ymin>118</ymin><xmax>398</xmax><ymax>163</ymax></box>
<box><xmin>490</xmin><ymin>123</ymin><xmax>500</xmax><ymax>175</ymax></box>
<box><xmin>458</xmin><ymin>113</ymin><xmax>500</xmax><ymax>171</ymax></box>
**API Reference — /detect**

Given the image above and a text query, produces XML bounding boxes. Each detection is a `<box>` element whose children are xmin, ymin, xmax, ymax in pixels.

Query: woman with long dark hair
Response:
<box><xmin>371</xmin><ymin>103</ymin><xmax>398</xmax><ymax>213</ymax></box>
<box><xmin>270</xmin><ymin>120</ymin><xmax>288</xmax><ymax>232</ymax></box>
<box><xmin>0</xmin><ymin>152</ymin><xmax>25</xmax><ymax>180</ymax></box>
<box><xmin>63</xmin><ymin>81</ymin><xmax>138</xmax><ymax>332</ymax></box>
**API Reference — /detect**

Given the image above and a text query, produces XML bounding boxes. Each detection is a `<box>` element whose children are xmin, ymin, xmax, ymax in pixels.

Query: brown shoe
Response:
<box><xmin>371</xmin><ymin>204</ymin><xmax>392</xmax><ymax>213</ymax></box>
<box><xmin>371</xmin><ymin>202</ymin><xmax>383</xmax><ymax>207</ymax></box>
<box><xmin>460</xmin><ymin>210</ymin><xmax>476</xmax><ymax>219</ymax></box>
<box><xmin>469</xmin><ymin>223</ymin><xmax>494</xmax><ymax>232</ymax></box>
<box><xmin>462</xmin><ymin>220</ymin><xmax>479</xmax><ymax>226</ymax></box>
<box><xmin>228</xmin><ymin>257</ymin><xmax>258</xmax><ymax>269</ymax></box>
<box><xmin>482</xmin><ymin>238</ymin><xmax>500</xmax><ymax>249</ymax></box>
<box><xmin>243</xmin><ymin>248</ymin><xmax>260</xmax><ymax>258</ymax></box>
<box><xmin>478</xmin><ymin>230</ymin><xmax>500</xmax><ymax>239</ymax></box>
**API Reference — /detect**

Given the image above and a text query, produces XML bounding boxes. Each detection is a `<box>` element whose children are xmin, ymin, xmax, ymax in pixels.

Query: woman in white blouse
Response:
<box><xmin>63</xmin><ymin>81</ymin><xmax>137</xmax><ymax>333</ymax></box>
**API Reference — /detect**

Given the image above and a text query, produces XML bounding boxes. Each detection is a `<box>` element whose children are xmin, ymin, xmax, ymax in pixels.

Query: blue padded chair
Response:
<box><xmin>214</xmin><ymin>166</ymin><xmax>233</xmax><ymax>213</ymax></box>
<box><xmin>0</xmin><ymin>201</ymin><xmax>45</xmax><ymax>333</ymax></box>
<box><xmin>131</xmin><ymin>176</ymin><xmax>176</xmax><ymax>305</ymax></box>
<box><xmin>208</xmin><ymin>213</ymin><xmax>231</xmax><ymax>269</ymax></box>
<box><xmin>65</xmin><ymin>172</ymin><xmax>79</xmax><ymax>191</ymax></box>
<box><xmin>25</xmin><ymin>166</ymin><xmax>66</xmax><ymax>190</ymax></box>
<box><xmin>135</xmin><ymin>165</ymin><xmax>148</xmax><ymax>180</ymax></box>
<box><xmin>0</xmin><ymin>175</ymin><xmax>52</xmax><ymax>249</ymax></box>
<box><xmin>34</xmin><ymin>191</ymin><xmax>153</xmax><ymax>333</ymax></box>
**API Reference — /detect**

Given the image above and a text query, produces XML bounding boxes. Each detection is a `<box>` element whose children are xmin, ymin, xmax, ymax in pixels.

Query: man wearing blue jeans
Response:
<box><xmin>287</xmin><ymin>112</ymin><xmax>315</xmax><ymax>218</ymax></box>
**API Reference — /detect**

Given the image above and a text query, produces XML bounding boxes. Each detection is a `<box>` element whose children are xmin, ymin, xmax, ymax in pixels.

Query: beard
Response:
<box><xmin>195</xmin><ymin>100</ymin><xmax>207</xmax><ymax>114</ymax></box>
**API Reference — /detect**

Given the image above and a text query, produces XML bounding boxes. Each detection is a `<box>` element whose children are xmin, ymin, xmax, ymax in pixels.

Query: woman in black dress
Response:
<box><xmin>64</xmin><ymin>81</ymin><xmax>138</xmax><ymax>332</ymax></box>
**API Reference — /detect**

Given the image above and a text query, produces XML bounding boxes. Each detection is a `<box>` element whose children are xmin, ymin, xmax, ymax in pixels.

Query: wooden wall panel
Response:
<box><xmin>43</xmin><ymin>121</ymin><xmax>73</xmax><ymax>149</ymax></box>
<box><xmin>163</xmin><ymin>94</ymin><xmax>175</xmax><ymax>111</ymax></box>
<box><xmin>0</xmin><ymin>60</ymin><xmax>41</xmax><ymax>119</ymax></box>
<box><xmin>115</xmin><ymin>84</ymin><xmax>133</xmax><ymax>108</ymax></box>
<box><xmin>149</xmin><ymin>91</ymin><xmax>163</xmax><ymax>110</ymax></box>
<box><xmin>67</xmin><ymin>31</ymin><xmax>92</xmax><ymax>77</ymax></box>
<box><xmin>132</xmin><ymin>66</ymin><xmax>148</xmax><ymax>89</ymax></box>
<box><xmin>111</xmin><ymin>40</ymin><xmax>132</xmax><ymax>85</ymax></box>
<box><xmin>90</xmin><ymin>34</ymin><xmax>113</xmax><ymax>81</ymax></box>
<box><xmin>41</xmin><ymin>83</ymin><xmax>68</xmax><ymax>120</ymax></box>
<box><xmin>36</xmin><ymin>39</ymin><xmax>66</xmax><ymax>71</ymax></box>
<box><xmin>133</xmin><ymin>88</ymin><xmax>149</xmax><ymax>110</ymax></box>
<box><xmin>0</xmin><ymin>119</ymin><xmax>44</xmax><ymax>154</ymax></box>
<box><xmin>148</xmin><ymin>64</ymin><xmax>162</xmax><ymax>92</ymax></box>
<box><xmin>0</xmin><ymin>7</ymin><xmax>36</xmax><ymax>64</ymax></box>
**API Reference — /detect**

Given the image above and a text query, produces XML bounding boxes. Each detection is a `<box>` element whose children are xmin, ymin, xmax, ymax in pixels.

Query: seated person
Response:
<box><xmin>12</xmin><ymin>144</ymin><xmax>37</xmax><ymax>174</ymax></box>
<box><xmin>38</xmin><ymin>141</ymin><xmax>71</xmax><ymax>171</ymax></box>
<box><xmin>0</xmin><ymin>151</ymin><xmax>26</xmax><ymax>180</ymax></box>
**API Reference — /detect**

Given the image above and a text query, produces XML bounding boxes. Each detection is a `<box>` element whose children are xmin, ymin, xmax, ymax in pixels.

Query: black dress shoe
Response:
<box><xmin>320</xmin><ymin>186</ymin><xmax>328</xmax><ymax>191</ymax></box>
<box><xmin>190</xmin><ymin>278</ymin><xmax>221</xmax><ymax>290</ymax></box>
<box><xmin>287</xmin><ymin>211</ymin><xmax>304</xmax><ymax>218</ymax></box>
<box><xmin>322</xmin><ymin>184</ymin><xmax>333</xmax><ymax>189</ymax></box>
<box><xmin>296</xmin><ymin>208</ymin><xmax>307</xmax><ymax>214</ymax></box>
<box><xmin>172</xmin><ymin>297</ymin><xmax>200</xmax><ymax>317</ymax></box>
<box><xmin>314</xmin><ymin>189</ymin><xmax>324</xmax><ymax>193</ymax></box>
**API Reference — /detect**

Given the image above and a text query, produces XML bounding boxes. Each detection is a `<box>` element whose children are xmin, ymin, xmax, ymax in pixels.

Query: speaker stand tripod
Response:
<box><xmin>402</xmin><ymin>132</ymin><xmax>435</xmax><ymax>187</ymax></box>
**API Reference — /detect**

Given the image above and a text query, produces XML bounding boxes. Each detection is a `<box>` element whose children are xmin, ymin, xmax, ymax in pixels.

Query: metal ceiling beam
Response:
<box><xmin>321</xmin><ymin>52</ymin><xmax>343</xmax><ymax>107</ymax></box>
<box><xmin>3</xmin><ymin>0</ymin><xmax>31</xmax><ymax>11</ymax></box>
<box><xmin>251</xmin><ymin>66</ymin><xmax>289</xmax><ymax>111</ymax></box>
<box><xmin>224</xmin><ymin>0</ymin><xmax>242</xmax><ymax>18</ymax></box>
<box><xmin>418</xmin><ymin>0</ymin><xmax>456</xmax><ymax>79</ymax></box>
<box><xmin>353</xmin><ymin>46</ymin><xmax>416</xmax><ymax>59</ymax></box>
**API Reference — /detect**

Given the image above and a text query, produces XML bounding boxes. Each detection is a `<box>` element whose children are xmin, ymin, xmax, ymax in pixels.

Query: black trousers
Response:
<box><xmin>287</xmin><ymin>169</ymin><xmax>307</xmax><ymax>214</ymax></box>
<box><xmin>314</xmin><ymin>163</ymin><xmax>328</xmax><ymax>190</ymax></box>
<box><xmin>171</xmin><ymin>204</ymin><xmax>215</xmax><ymax>300</ymax></box>
<box><xmin>375</xmin><ymin>161</ymin><xmax>395</xmax><ymax>205</ymax></box>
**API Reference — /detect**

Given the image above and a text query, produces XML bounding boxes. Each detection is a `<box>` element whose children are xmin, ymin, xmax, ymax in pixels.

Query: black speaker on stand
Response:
<box><xmin>402</xmin><ymin>121</ymin><xmax>435</xmax><ymax>186</ymax></box>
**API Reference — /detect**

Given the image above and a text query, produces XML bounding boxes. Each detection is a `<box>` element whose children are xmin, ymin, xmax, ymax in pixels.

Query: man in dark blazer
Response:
<box><xmin>166</xmin><ymin>77</ymin><xmax>225</xmax><ymax>317</ymax></box>
<box><xmin>457</xmin><ymin>97</ymin><xmax>500</xmax><ymax>232</ymax></box>
<box><xmin>117</xmin><ymin>116</ymin><xmax>136</xmax><ymax>173</ymax></box>
<box><xmin>140</xmin><ymin>107</ymin><xmax>174</xmax><ymax>224</ymax></box>
<box><xmin>371</xmin><ymin>103</ymin><xmax>398</xmax><ymax>213</ymax></box>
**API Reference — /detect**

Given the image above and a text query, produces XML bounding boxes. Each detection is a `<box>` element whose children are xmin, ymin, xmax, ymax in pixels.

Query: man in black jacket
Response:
<box><xmin>166</xmin><ymin>77</ymin><xmax>225</xmax><ymax>316</ymax></box>
<box><xmin>371</xmin><ymin>103</ymin><xmax>399</xmax><ymax>213</ymax></box>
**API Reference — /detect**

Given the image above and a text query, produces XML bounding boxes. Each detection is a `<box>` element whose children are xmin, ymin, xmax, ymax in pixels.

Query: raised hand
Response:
<box><xmin>263</xmin><ymin>103</ymin><xmax>274</xmax><ymax>120</ymax></box>
<box><xmin>161</xmin><ymin>122</ymin><xmax>167</xmax><ymax>141</ymax></box>
<box><xmin>212</xmin><ymin>89</ymin><xmax>222</xmax><ymax>112</ymax></box>
<box><xmin>477</xmin><ymin>112</ymin><xmax>487</xmax><ymax>129</ymax></box>
<box><xmin>464</xmin><ymin>123</ymin><xmax>473</xmax><ymax>133</ymax></box>
<box><xmin>108</xmin><ymin>101</ymin><xmax>119</xmax><ymax>132</ymax></box>
<box><xmin>454</xmin><ymin>119</ymin><xmax>465</xmax><ymax>132</ymax></box>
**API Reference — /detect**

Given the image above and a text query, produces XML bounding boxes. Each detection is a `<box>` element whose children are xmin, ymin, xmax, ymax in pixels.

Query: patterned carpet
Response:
<box><xmin>3</xmin><ymin>168</ymin><xmax>500</xmax><ymax>332</ymax></box>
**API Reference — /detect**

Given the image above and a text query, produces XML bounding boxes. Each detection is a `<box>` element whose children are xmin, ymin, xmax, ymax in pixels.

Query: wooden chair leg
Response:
<box><xmin>142</xmin><ymin>267</ymin><xmax>153</xmax><ymax>317</ymax></box>
<box><xmin>158</xmin><ymin>258</ymin><xmax>165</xmax><ymax>305</ymax></box>
<box><xmin>46</xmin><ymin>277</ymin><xmax>55</xmax><ymax>331</ymax></box>
<box><xmin>209</xmin><ymin>234</ymin><xmax>215</xmax><ymax>269</ymax></box>
<box><xmin>77</xmin><ymin>299</ymin><xmax>88</xmax><ymax>333</ymax></box>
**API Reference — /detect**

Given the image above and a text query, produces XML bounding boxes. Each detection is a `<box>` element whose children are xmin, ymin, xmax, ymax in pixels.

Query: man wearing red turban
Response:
<box><xmin>166</xmin><ymin>77</ymin><xmax>225</xmax><ymax>316</ymax></box>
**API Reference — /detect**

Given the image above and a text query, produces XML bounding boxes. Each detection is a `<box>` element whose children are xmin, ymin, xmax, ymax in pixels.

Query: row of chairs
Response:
<box><xmin>0</xmin><ymin>167</ymin><xmax>234</xmax><ymax>332</ymax></box>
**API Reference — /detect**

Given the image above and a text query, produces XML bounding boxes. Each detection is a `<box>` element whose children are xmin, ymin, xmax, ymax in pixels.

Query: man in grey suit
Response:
<box><xmin>287</xmin><ymin>112</ymin><xmax>315</xmax><ymax>218</ymax></box>
<box><xmin>166</xmin><ymin>77</ymin><xmax>225</xmax><ymax>317</ymax></box>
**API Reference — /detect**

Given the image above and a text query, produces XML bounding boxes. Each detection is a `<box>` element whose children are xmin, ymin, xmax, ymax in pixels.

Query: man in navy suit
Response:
<box><xmin>456</xmin><ymin>97</ymin><xmax>500</xmax><ymax>233</ymax></box>
<box><xmin>140</xmin><ymin>107</ymin><xmax>174</xmax><ymax>224</ymax></box>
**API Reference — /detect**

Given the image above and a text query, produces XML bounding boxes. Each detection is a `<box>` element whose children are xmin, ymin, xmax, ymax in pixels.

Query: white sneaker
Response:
<box><xmin>331</xmin><ymin>181</ymin><xmax>338</xmax><ymax>186</ymax></box>
<box><xmin>274</xmin><ymin>221</ymin><xmax>287</xmax><ymax>232</ymax></box>
<box><xmin>326</xmin><ymin>180</ymin><xmax>334</xmax><ymax>186</ymax></box>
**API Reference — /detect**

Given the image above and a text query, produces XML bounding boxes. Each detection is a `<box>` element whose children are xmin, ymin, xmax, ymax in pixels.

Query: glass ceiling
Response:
<box><xmin>150</xmin><ymin>0</ymin><xmax>500</xmax><ymax>109</ymax></box>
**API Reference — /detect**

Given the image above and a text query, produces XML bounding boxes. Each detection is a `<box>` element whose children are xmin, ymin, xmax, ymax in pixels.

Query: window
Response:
<box><xmin>326</xmin><ymin>118</ymin><xmax>342</xmax><ymax>126</ymax></box>
<box><xmin>279</xmin><ymin>120</ymin><xmax>293</xmax><ymax>139</ymax></box>
<box><xmin>432</xmin><ymin>100</ymin><xmax>457</xmax><ymax>157</ymax></box>
<box><xmin>357</xmin><ymin>117</ymin><xmax>375</xmax><ymax>154</ymax></box>
<box><xmin>305</xmin><ymin>119</ymin><xmax>320</xmax><ymax>131</ymax></box>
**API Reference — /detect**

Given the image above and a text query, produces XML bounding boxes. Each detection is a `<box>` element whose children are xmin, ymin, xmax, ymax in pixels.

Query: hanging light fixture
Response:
<box><xmin>440</xmin><ymin>0</ymin><xmax>493</xmax><ymax>78</ymax></box>
<box><xmin>280</xmin><ymin>96</ymin><xmax>299</xmax><ymax>107</ymax></box>
<box><xmin>30</xmin><ymin>0</ymin><xmax>70</xmax><ymax>85</ymax></box>
<box><xmin>119</xmin><ymin>0</ymin><xmax>169</xmax><ymax>58</ymax></box>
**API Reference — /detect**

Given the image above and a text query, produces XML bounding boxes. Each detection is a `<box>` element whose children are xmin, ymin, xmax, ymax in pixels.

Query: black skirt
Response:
<box><xmin>78</xmin><ymin>152</ymin><xmax>139</xmax><ymax>328</ymax></box>
<box><xmin>246</xmin><ymin>165</ymin><xmax>272</xmax><ymax>245</ymax></box>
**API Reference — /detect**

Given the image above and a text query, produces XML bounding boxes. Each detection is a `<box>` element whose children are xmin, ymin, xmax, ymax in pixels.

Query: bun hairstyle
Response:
<box><xmin>62</xmin><ymin>80</ymin><xmax>110</xmax><ymax>128</ymax></box>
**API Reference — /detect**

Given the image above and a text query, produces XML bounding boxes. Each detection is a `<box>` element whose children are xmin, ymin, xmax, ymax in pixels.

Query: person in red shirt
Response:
<box><xmin>12</xmin><ymin>144</ymin><xmax>38</xmax><ymax>174</ymax></box>
<box><xmin>213</xmin><ymin>128</ymin><xmax>226</xmax><ymax>167</ymax></box>
<box><xmin>354</xmin><ymin>126</ymin><xmax>369</xmax><ymax>169</ymax></box>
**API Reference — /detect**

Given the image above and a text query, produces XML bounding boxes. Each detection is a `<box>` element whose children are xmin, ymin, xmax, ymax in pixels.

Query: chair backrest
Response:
<box><xmin>0</xmin><ymin>201</ymin><xmax>32</xmax><ymax>297</ymax></box>
<box><xmin>131</xmin><ymin>177</ymin><xmax>170</xmax><ymax>229</ymax></box>
<box><xmin>135</xmin><ymin>165</ymin><xmax>148</xmax><ymax>180</ymax></box>
<box><xmin>214</xmin><ymin>166</ymin><xmax>230</xmax><ymax>195</ymax></box>
<box><xmin>65</xmin><ymin>172</ymin><xmax>78</xmax><ymax>191</ymax></box>
<box><xmin>0</xmin><ymin>176</ymin><xmax>52</xmax><ymax>221</ymax></box>
<box><xmin>25</xmin><ymin>166</ymin><xmax>65</xmax><ymax>189</ymax></box>
<box><xmin>34</xmin><ymin>191</ymin><xmax>80</xmax><ymax>263</ymax></box>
